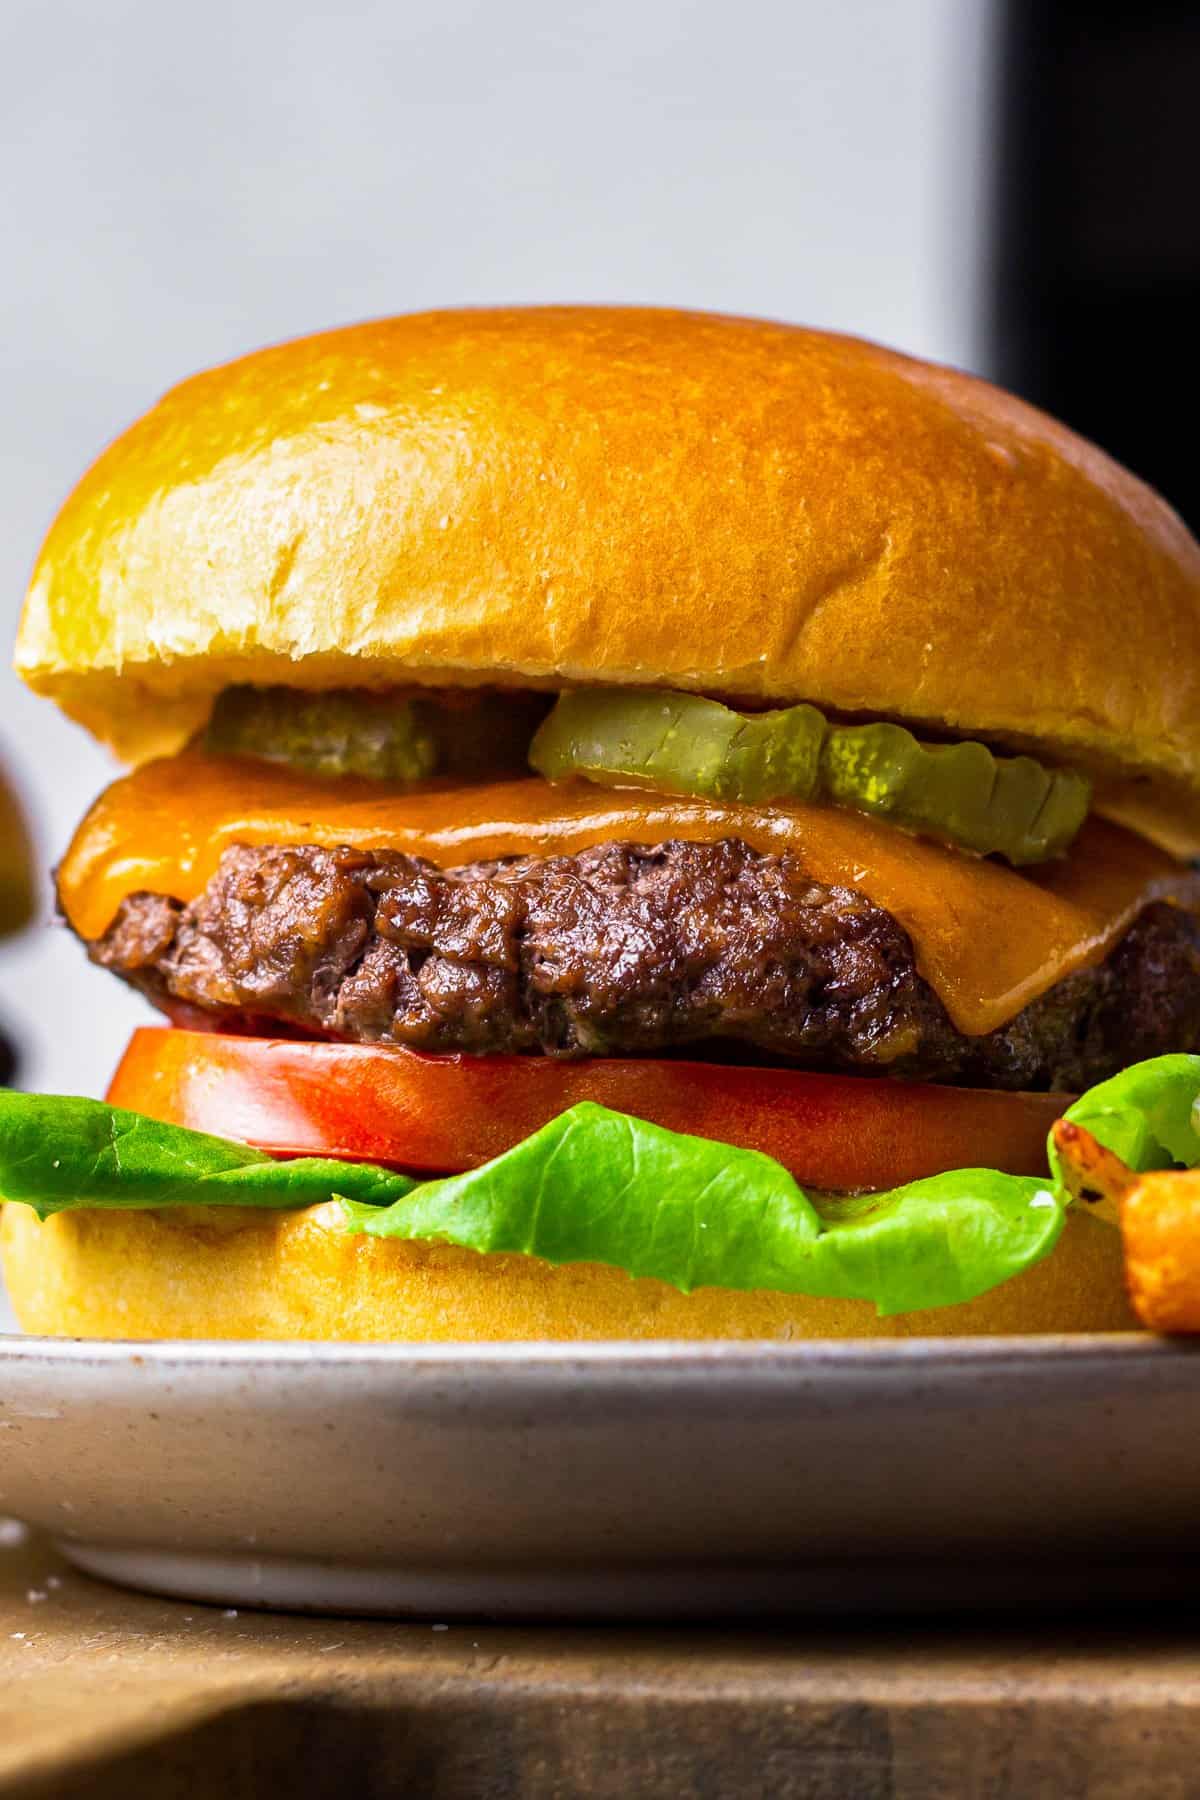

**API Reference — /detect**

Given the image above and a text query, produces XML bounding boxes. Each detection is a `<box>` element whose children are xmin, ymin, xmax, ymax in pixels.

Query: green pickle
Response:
<box><xmin>820</xmin><ymin>723</ymin><xmax>1089</xmax><ymax>863</ymax></box>
<box><xmin>530</xmin><ymin>688</ymin><xmax>825</xmax><ymax>804</ymax></box>
<box><xmin>204</xmin><ymin>686</ymin><xmax>548</xmax><ymax>783</ymax></box>
<box><xmin>205</xmin><ymin>687</ymin><xmax>439</xmax><ymax>782</ymax></box>
<box><xmin>530</xmin><ymin>688</ymin><xmax>1090</xmax><ymax>864</ymax></box>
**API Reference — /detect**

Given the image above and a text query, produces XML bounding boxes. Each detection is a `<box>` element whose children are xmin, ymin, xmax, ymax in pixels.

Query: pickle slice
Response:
<box><xmin>529</xmin><ymin>688</ymin><xmax>825</xmax><ymax>804</ymax></box>
<box><xmin>205</xmin><ymin>688</ymin><xmax>439</xmax><ymax>782</ymax></box>
<box><xmin>820</xmin><ymin>723</ymin><xmax>1090</xmax><ymax>863</ymax></box>
<box><xmin>204</xmin><ymin>687</ymin><xmax>549</xmax><ymax>784</ymax></box>
<box><xmin>529</xmin><ymin>689</ymin><xmax>1090</xmax><ymax>863</ymax></box>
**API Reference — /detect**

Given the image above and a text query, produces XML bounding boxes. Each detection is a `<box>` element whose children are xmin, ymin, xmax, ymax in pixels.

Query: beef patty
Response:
<box><xmin>85</xmin><ymin>837</ymin><xmax>1200</xmax><ymax>1091</ymax></box>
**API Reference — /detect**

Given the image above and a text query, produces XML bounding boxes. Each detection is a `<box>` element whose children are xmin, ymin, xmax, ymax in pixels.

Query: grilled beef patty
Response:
<box><xmin>85</xmin><ymin>837</ymin><xmax>1200</xmax><ymax>1091</ymax></box>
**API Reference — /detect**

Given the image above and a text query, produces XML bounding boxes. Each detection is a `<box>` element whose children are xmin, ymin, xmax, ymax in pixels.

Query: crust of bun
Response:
<box><xmin>16</xmin><ymin>308</ymin><xmax>1200</xmax><ymax>843</ymax></box>
<box><xmin>0</xmin><ymin>1200</ymin><xmax>1135</xmax><ymax>1341</ymax></box>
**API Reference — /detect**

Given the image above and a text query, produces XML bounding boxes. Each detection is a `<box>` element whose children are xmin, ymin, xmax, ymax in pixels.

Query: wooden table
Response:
<box><xmin>3</xmin><ymin>1521</ymin><xmax>1200</xmax><ymax>1797</ymax></box>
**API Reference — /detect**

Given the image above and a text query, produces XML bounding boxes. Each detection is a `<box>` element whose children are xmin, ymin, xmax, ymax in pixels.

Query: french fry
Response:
<box><xmin>1050</xmin><ymin>1121</ymin><xmax>1137</xmax><ymax>1213</ymax></box>
<box><xmin>1052</xmin><ymin>1119</ymin><xmax>1200</xmax><ymax>1333</ymax></box>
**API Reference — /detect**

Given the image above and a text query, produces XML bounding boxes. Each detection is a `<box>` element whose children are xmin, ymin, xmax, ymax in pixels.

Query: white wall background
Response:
<box><xmin>0</xmin><ymin>0</ymin><xmax>995</xmax><ymax>1112</ymax></box>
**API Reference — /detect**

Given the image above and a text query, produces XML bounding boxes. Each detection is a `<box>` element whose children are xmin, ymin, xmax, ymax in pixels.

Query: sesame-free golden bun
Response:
<box><xmin>0</xmin><ymin>1200</ymin><xmax>1135</xmax><ymax>1341</ymax></box>
<box><xmin>15</xmin><ymin>307</ymin><xmax>1200</xmax><ymax>851</ymax></box>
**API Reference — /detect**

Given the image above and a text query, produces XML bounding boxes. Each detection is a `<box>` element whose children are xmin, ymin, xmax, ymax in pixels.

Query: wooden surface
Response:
<box><xmin>4</xmin><ymin>1523</ymin><xmax>1200</xmax><ymax>1798</ymax></box>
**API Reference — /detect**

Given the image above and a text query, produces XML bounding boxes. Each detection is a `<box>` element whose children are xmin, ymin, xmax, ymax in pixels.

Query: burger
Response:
<box><xmin>2</xmin><ymin>305</ymin><xmax>1199</xmax><ymax>1341</ymax></box>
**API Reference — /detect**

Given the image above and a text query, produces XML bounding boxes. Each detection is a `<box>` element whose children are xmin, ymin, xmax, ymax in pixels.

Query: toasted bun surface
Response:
<box><xmin>0</xmin><ymin>1202</ymin><xmax>1135</xmax><ymax>1340</ymax></box>
<box><xmin>16</xmin><ymin>307</ymin><xmax>1200</xmax><ymax>844</ymax></box>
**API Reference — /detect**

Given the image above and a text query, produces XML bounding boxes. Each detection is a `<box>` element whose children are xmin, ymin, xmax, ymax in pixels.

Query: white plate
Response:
<box><xmin>3</xmin><ymin>1334</ymin><xmax>1200</xmax><ymax>1618</ymax></box>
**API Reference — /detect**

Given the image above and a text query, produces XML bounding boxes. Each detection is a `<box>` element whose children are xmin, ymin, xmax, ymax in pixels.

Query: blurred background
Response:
<box><xmin>0</xmin><ymin>0</ymin><xmax>1195</xmax><ymax>1107</ymax></box>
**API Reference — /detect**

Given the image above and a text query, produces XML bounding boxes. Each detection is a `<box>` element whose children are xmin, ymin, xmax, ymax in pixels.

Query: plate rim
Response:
<box><xmin>0</xmin><ymin>1329</ymin><xmax>1194</xmax><ymax>1374</ymax></box>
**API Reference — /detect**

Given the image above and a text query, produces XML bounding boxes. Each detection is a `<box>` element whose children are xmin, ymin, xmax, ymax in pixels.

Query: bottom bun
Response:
<box><xmin>1</xmin><ymin>1200</ymin><xmax>1135</xmax><ymax>1339</ymax></box>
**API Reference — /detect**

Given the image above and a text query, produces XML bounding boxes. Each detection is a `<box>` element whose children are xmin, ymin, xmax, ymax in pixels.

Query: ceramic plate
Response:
<box><xmin>3</xmin><ymin>1335</ymin><xmax>1200</xmax><ymax>1618</ymax></box>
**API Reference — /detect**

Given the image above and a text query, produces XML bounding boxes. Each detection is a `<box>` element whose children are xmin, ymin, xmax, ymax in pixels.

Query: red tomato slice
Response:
<box><xmin>107</xmin><ymin>1028</ymin><xmax>1066</xmax><ymax>1192</ymax></box>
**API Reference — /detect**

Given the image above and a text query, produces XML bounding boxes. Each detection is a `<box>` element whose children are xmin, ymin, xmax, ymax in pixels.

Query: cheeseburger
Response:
<box><xmin>3</xmin><ymin>305</ymin><xmax>1200</xmax><ymax>1340</ymax></box>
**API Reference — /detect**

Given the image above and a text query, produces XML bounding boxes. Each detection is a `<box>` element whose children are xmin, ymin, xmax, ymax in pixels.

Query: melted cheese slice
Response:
<box><xmin>58</xmin><ymin>753</ymin><xmax>1200</xmax><ymax>1037</ymax></box>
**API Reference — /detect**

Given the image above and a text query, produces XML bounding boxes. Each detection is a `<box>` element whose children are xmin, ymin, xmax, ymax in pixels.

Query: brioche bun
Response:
<box><xmin>16</xmin><ymin>307</ymin><xmax>1200</xmax><ymax>848</ymax></box>
<box><xmin>0</xmin><ymin>1200</ymin><xmax>1135</xmax><ymax>1341</ymax></box>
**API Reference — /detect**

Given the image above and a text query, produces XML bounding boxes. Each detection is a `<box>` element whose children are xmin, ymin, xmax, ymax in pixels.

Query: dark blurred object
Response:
<box><xmin>991</xmin><ymin>0</ymin><xmax>1199</xmax><ymax>526</ymax></box>
<box><xmin>0</xmin><ymin>1022</ymin><xmax>17</xmax><ymax>1088</ymax></box>
<box><xmin>0</xmin><ymin>750</ymin><xmax>34</xmax><ymax>1087</ymax></box>
<box><xmin>0</xmin><ymin>755</ymin><xmax>34</xmax><ymax>941</ymax></box>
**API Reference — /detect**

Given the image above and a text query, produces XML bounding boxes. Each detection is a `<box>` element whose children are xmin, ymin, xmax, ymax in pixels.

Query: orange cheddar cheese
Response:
<box><xmin>57</xmin><ymin>753</ymin><xmax>1200</xmax><ymax>1037</ymax></box>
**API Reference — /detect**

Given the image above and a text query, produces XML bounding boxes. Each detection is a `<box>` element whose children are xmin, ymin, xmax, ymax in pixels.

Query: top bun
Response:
<box><xmin>16</xmin><ymin>307</ymin><xmax>1200</xmax><ymax>845</ymax></box>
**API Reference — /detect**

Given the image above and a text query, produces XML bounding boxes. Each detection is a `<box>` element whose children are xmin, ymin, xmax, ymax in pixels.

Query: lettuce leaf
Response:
<box><xmin>1054</xmin><ymin>1054</ymin><xmax>1200</xmax><ymax>1176</ymax></box>
<box><xmin>0</xmin><ymin>1088</ymin><xmax>1062</xmax><ymax>1316</ymax></box>
<box><xmin>342</xmin><ymin>1103</ymin><xmax>1060</xmax><ymax>1314</ymax></box>
<box><xmin>0</xmin><ymin>1093</ymin><xmax>419</xmax><ymax>1216</ymax></box>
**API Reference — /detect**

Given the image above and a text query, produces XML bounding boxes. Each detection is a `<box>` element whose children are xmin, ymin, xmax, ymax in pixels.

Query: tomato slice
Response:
<box><xmin>107</xmin><ymin>1028</ymin><xmax>1066</xmax><ymax>1192</ymax></box>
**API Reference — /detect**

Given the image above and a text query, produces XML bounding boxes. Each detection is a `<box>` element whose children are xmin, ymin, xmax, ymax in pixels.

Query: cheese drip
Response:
<box><xmin>58</xmin><ymin>753</ymin><xmax>1200</xmax><ymax>1038</ymax></box>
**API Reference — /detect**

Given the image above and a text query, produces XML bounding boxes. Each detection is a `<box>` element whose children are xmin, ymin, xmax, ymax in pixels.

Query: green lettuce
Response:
<box><xmin>341</xmin><ymin>1104</ymin><xmax>1060</xmax><ymax>1314</ymax></box>
<box><xmin>1</xmin><ymin>1054</ymin><xmax>1198</xmax><ymax>1317</ymax></box>
<box><xmin>0</xmin><ymin>1093</ymin><xmax>419</xmax><ymax>1215</ymax></box>
<box><xmin>1051</xmin><ymin>1053</ymin><xmax>1200</xmax><ymax>1178</ymax></box>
